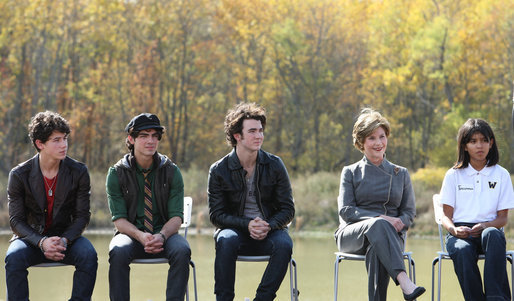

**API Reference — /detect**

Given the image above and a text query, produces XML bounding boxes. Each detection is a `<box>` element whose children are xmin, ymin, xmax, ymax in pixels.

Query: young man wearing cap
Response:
<box><xmin>5</xmin><ymin>111</ymin><xmax>98</xmax><ymax>300</ymax></box>
<box><xmin>208</xmin><ymin>103</ymin><xmax>295</xmax><ymax>301</ymax></box>
<box><xmin>106</xmin><ymin>113</ymin><xmax>191</xmax><ymax>301</ymax></box>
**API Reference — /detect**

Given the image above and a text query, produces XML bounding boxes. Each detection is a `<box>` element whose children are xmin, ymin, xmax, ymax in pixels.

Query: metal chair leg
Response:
<box><xmin>289</xmin><ymin>258</ymin><xmax>299</xmax><ymax>301</ymax></box>
<box><xmin>437</xmin><ymin>256</ymin><xmax>443</xmax><ymax>301</ymax></box>
<box><xmin>334</xmin><ymin>255</ymin><xmax>342</xmax><ymax>301</ymax></box>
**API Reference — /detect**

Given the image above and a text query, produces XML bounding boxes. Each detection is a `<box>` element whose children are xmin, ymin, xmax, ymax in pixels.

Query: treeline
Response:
<box><xmin>0</xmin><ymin>0</ymin><xmax>513</xmax><ymax>179</ymax></box>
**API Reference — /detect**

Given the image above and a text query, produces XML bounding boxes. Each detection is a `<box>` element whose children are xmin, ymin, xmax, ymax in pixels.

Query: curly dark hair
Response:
<box><xmin>28</xmin><ymin>111</ymin><xmax>71</xmax><ymax>152</ymax></box>
<box><xmin>224</xmin><ymin>102</ymin><xmax>266</xmax><ymax>147</ymax></box>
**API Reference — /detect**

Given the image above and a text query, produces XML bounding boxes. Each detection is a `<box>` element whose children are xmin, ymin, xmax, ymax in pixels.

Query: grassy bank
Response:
<box><xmin>1</xmin><ymin>167</ymin><xmax>513</xmax><ymax>238</ymax></box>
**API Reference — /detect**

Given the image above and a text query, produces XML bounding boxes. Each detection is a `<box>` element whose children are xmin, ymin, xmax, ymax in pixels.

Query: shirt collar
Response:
<box><xmin>136</xmin><ymin>161</ymin><xmax>155</xmax><ymax>174</ymax></box>
<box><xmin>464</xmin><ymin>164</ymin><xmax>493</xmax><ymax>176</ymax></box>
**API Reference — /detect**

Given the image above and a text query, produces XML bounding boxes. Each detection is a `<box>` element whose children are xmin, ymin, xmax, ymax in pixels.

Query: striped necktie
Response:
<box><xmin>143</xmin><ymin>171</ymin><xmax>153</xmax><ymax>233</ymax></box>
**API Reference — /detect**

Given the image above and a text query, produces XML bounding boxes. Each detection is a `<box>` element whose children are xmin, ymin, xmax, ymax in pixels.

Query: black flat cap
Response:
<box><xmin>125</xmin><ymin>113</ymin><xmax>164</xmax><ymax>132</ymax></box>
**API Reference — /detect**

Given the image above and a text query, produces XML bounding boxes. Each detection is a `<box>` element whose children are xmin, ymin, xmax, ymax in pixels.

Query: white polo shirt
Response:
<box><xmin>440</xmin><ymin>164</ymin><xmax>514</xmax><ymax>223</ymax></box>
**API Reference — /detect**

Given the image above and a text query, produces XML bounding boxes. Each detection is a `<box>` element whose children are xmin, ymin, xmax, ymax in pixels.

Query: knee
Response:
<box><xmin>5</xmin><ymin>242</ymin><xmax>32</xmax><ymax>271</ymax></box>
<box><xmin>271</xmin><ymin>234</ymin><xmax>293</xmax><ymax>255</ymax></box>
<box><xmin>366</xmin><ymin>218</ymin><xmax>396</xmax><ymax>241</ymax></box>
<box><xmin>447</xmin><ymin>239</ymin><xmax>476</xmax><ymax>261</ymax></box>
<box><xmin>482</xmin><ymin>227</ymin><xmax>506</xmax><ymax>249</ymax></box>
<box><xmin>165</xmin><ymin>235</ymin><xmax>191</xmax><ymax>261</ymax></box>
<box><xmin>77</xmin><ymin>247</ymin><xmax>98</xmax><ymax>270</ymax></box>
<box><xmin>109</xmin><ymin>245</ymin><xmax>132</xmax><ymax>266</ymax></box>
<box><xmin>216</xmin><ymin>230</ymin><xmax>241</xmax><ymax>253</ymax></box>
<box><xmin>5</xmin><ymin>250</ymin><xmax>29</xmax><ymax>271</ymax></box>
<box><xmin>482</xmin><ymin>227</ymin><xmax>503</xmax><ymax>240</ymax></box>
<box><xmin>370</xmin><ymin>218</ymin><xmax>392</xmax><ymax>231</ymax></box>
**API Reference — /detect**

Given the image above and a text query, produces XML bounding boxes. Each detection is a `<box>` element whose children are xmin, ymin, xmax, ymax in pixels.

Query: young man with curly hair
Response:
<box><xmin>208</xmin><ymin>103</ymin><xmax>295</xmax><ymax>301</ymax></box>
<box><xmin>5</xmin><ymin>111</ymin><xmax>98</xmax><ymax>300</ymax></box>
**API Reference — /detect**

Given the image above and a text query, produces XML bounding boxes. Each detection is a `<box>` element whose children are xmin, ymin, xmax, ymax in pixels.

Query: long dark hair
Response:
<box><xmin>454</xmin><ymin>118</ymin><xmax>499</xmax><ymax>169</ymax></box>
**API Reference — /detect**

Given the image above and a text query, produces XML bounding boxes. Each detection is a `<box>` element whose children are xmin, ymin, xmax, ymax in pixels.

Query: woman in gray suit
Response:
<box><xmin>334</xmin><ymin>108</ymin><xmax>425</xmax><ymax>301</ymax></box>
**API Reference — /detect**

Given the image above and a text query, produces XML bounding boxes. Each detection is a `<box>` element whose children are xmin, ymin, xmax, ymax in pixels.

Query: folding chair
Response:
<box><xmin>236</xmin><ymin>255</ymin><xmax>299</xmax><ymax>301</ymax></box>
<box><xmin>431</xmin><ymin>193</ymin><xmax>514</xmax><ymax>301</ymax></box>
<box><xmin>131</xmin><ymin>196</ymin><xmax>198</xmax><ymax>301</ymax></box>
<box><xmin>333</xmin><ymin>234</ymin><xmax>416</xmax><ymax>301</ymax></box>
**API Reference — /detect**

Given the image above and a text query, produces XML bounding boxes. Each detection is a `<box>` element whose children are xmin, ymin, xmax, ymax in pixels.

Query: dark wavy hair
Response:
<box><xmin>28</xmin><ymin>111</ymin><xmax>71</xmax><ymax>152</ymax></box>
<box><xmin>454</xmin><ymin>118</ymin><xmax>499</xmax><ymax>169</ymax></box>
<box><xmin>224</xmin><ymin>102</ymin><xmax>266</xmax><ymax>147</ymax></box>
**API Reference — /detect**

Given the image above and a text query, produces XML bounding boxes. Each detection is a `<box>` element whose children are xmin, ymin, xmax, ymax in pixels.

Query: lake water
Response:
<box><xmin>0</xmin><ymin>233</ymin><xmax>510</xmax><ymax>300</ymax></box>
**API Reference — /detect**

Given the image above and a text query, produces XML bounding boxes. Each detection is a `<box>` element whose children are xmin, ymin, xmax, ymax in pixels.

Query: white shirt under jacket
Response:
<box><xmin>440</xmin><ymin>164</ymin><xmax>514</xmax><ymax>223</ymax></box>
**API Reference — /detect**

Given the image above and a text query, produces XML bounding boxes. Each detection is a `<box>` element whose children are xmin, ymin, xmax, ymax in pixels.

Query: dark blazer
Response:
<box><xmin>207</xmin><ymin>149</ymin><xmax>295</xmax><ymax>234</ymax></box>
<box><xmin>7</xmin><ymin>154</ymin><xmax>91</xmax><ymax>246</ymax></box>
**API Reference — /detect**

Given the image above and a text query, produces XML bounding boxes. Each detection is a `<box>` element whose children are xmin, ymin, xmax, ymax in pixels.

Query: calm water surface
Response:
<box><xmin>0</xmin><ymin>233</ymin><xmax>511</xmax><ymax>300</ymax></box>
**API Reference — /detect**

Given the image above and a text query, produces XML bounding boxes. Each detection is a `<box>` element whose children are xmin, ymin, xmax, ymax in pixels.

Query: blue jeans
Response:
<box><xmin>5</xmin><ymin>236</ymin><xmax>98</xmax><ymax>301</ymax></box>
<box><xmin>446</xmin><ymin>227</ymin><xmax>511</xmax><ymax>301</ymax></box>
<box><xmin>108</xmin><ymin>233</ymin><xmax>191</xmax><ymax>301</ymax></box>
<box><xmin>214</xmin><ymin>228</ymin><xmax>293</xmax><ymax>301</ymax></box>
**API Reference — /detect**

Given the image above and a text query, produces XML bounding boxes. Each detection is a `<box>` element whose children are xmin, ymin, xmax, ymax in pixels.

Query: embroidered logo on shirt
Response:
<box><xmin>488</xmin><ymin>182</ymin><xmax>497</xmax><ymax>189</ymax></box>
<box><xmin>458</xmin><ymin>185</ymin><xmax>473</xmax><ymax>191</ymax></box>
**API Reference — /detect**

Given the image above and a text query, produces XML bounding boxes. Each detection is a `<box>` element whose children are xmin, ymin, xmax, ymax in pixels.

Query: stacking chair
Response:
<box><xmin>236</xmin><ymin>255</ymin><xmax>299</xmax><ymax>301</ymax></box>
<box><xmin>431</xmin><ymin>194</ymin><xmax>514</xmax><ymax>301</ymax></box>
<box><xmin>131</xmin><ymin>196</ymin><xmax>198</xmax><ymax>301</ymax></box>
<box><xmin>333</xmin><ymin>234</ymin><xmax>416</xmax><ymax>301</ymax></box>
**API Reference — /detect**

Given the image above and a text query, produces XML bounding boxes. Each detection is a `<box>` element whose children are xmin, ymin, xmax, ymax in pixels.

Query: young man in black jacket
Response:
<box><xmin>5</xmin><ymin>111</ymin><xmax>98</xmax><ymax>300</ymax></box>
<box><xmin>208</xmin><ymin>103</ymin><xmax>295</xmax><ymax>301</ymax></box>
<box><xmin>106</xmin><ymin>113</ymin><xmax>190</xmax><ymax>301</ymax></box>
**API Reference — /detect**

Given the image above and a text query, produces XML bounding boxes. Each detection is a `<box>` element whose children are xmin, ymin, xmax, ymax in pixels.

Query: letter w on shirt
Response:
<box><xmin>489</xmin><ymin>181</ymin><xmax>497</xmax><ymax>189</ymax></box>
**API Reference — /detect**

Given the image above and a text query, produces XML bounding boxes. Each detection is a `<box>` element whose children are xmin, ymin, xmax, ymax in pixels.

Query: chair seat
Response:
<box><xmin>335</xmin><ymin>250</ymin><xmax>414</xmax><ymax>260</ymax></box>
<box><xmin>236</xmin><ymin>255</ymin><xmax>271</xmax><ymax>262</ymax></box>
<box><xmin>334</xmin><ymin>252</ymin><xmax>365</xmax><ymax>261</ymax></box>
<box><xmin>131</xmin><ymin>258</ymin><xmax>169</xmax><ymax>264</ymax></box>
<box><xmin>32</xmin><ymin>262</ymin><xmax>68</xmax><ymax>268</ymax></box>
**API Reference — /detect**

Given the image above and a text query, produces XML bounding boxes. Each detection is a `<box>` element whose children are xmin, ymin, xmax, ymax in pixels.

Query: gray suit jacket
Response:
<box><xmin>337</xmin><ymin>156</ymin><xmax>416</xmax><ymax>231</ymax></box>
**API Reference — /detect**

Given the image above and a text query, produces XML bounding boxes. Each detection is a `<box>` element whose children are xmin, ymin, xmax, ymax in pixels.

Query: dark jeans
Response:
<box><xmin>108</xmin><ymin>233</ymin><xmax>191</xmax><ymax>301</ymax></box>
<box><xmin>214</xmin><ymin>228</ymin><xmax>293</xmax><ymax>301</ymax></box>
<box><xmin>5</xmin><ymin>236</ymin><xmax>98</xmax><ymax>301</ymax></box>
<box><xmin>446</xmin><ymin>226</ymin><xmax>511</xmax><ymax>301</ymax></box>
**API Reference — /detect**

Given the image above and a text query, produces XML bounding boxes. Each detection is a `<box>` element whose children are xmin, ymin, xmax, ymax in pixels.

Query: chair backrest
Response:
<box><xmin>433</xmin><ymin>194</ymin><xmax>443</xmax><ymax>225</ymax></box>
<box><xmin>432</xmin><ymin>194</ymin><xmax>446</xmax><ymax>252</ymax></box>
<box><xmin>182</xmin><ymin>197</ymin><xmax>193</xmax><ymax>238</ymax></box>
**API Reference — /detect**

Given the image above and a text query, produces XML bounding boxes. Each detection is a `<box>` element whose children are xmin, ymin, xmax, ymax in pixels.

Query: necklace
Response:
<box><xmin>43</xmin><ymin>176</ymin><xmax>57</xmax><ymax>197</ymax></box>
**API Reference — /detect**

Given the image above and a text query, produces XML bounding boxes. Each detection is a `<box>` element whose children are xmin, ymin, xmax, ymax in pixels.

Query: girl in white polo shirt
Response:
<box><xmin>440</xmin><ymin>118</ymin><xmax>514</xmax><ymax>301</ymax></box>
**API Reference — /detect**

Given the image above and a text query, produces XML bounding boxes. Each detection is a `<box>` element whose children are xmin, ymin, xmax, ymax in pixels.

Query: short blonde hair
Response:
<box><xmin>352</xmin><ymin>108</ymin><xmax>390</xmax><ymax>152</ymax></box>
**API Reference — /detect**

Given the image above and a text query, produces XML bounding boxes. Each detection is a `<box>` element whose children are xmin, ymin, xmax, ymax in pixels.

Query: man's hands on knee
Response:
<box><xmin>41</xmin><ymin>236</ymin><xmax>66</xmax><ymax>261</ymax></box>
<box><xmin>248</xmin><ymin>217</ymin><xmax>271</xmax><ymax>240</ymax></box>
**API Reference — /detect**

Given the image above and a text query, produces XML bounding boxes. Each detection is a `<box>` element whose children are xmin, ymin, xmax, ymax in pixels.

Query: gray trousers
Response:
<box><xmin>336</xmin><ymin>217</ymin><xmax>406</xmax><ymax>301</ymax></box>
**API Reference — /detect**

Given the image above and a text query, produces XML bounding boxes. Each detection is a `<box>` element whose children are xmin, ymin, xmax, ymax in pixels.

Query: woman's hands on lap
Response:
<box><xmin>379</xmin><ymin>215</ymin><xmax>405</xmax><ymax>232</ymax></box>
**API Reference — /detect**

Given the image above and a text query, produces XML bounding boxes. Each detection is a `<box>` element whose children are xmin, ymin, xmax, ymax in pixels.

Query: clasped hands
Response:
<box><xmin>450</xmin><ymin>223</ymin><xmax>485</xmax><ymax>238</ymax></box>
<box><xmin>41</xmin><ymin>236</ymin><xmax>67</xmax><ymax>261</ymax></box>
<box><xmin>248</xmin><ymin>217</ymin><xmax>271</xmax><ymax>240</ymax></box>
<box><xmin>140</xmin><ymin>232</ymin><xmax>166</xmax><ymax>254</ymax></box>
